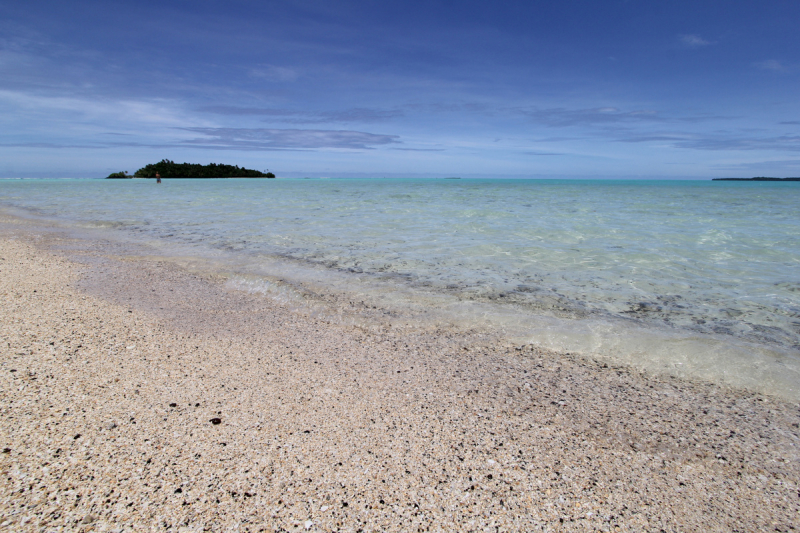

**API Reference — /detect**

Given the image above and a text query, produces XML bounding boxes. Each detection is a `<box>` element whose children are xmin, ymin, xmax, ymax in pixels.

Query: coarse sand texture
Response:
<box><xmin>1</xmin><ymin>229</ymin><xmax>799</xmax><ymax>531</ymax></box>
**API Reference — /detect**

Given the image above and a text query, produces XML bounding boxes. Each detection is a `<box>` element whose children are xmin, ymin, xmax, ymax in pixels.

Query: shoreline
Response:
<box><xmin>1</xmin><ymin>221</ymin><xmax>800</xmax><ymax>530</ymax></box>
<box><xmin>3</xmin><ymin>202</ymin><xmax>797</xmax><ymax>402</ymax></box>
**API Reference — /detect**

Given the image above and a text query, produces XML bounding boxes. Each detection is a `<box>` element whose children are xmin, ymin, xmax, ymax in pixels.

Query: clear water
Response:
<box><xmin>2</xmin><ymin>178</ymin><xmax>799</xmax><ymax>398</ymax></box>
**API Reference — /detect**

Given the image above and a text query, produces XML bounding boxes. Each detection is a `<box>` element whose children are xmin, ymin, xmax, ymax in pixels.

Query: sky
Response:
<box><xmin>1</xmin><ymin>0</ymin><xmax>799</xmax><ymax>179</ymax></box>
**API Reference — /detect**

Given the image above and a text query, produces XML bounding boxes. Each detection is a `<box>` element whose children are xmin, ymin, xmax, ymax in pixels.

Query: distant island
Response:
<box><xmin>106</xmin><ymin>160</ymin><xmax>275</xmax><ymax>179</ymax></box>
<box><xmin>712</xmin><ymin>177</ymin><xmax>800</xmax><ymax>181</ymax></box>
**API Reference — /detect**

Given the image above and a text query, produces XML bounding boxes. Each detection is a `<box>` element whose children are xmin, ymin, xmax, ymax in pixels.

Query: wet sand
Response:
<box><xmin>1</xmin><ymin>223</ymin><xmax>799</xmax><ymax>532</ymax></box>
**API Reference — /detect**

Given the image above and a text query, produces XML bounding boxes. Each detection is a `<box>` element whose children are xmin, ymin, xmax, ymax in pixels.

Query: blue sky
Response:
<box><xmin>1</xmin><ymin>0</ymin><xmax>798</xmax><ymax>178</ymax></box>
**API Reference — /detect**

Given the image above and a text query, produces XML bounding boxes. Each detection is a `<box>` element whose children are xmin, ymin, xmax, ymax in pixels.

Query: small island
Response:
<box><xmin>712</xmin><ymin>177</ymin><xmax>800</xmax><ymax>181</ymax></box>
<box><xmin>106</xmin><ymin>160</ymin><xmax>275</xmax><ymax>179</ymax></box>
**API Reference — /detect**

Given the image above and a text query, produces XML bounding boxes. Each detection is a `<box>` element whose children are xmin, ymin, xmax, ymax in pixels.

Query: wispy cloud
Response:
<box><xmin>0</xmin><ymin>141</ymin><xmax>102</xmax><ymax>149</ymax></box>
<box><xmin>1</xmin><ymin>128</ymin><xmax>403</xmax><ymax>152</ymax></box>
<box><xmin>510</xmin><ymin>105</ymin><xmax>734</xmax><ymax>129</ymax></box>
<box><xmin>0</xmin><ymin>90</ymin><xmax>402</xmax><ymax>151</ymax></box>
<box><xmin>391</xmin><ymin>147</ymin><xmax>446</xmax><ymax>152</ymax></box>
<box><xmin>0</xmin><ymin>89</ymin><xmax>196</xmax><ymax>129</ymax></box>
<box><xmin>516</xmin><ymin>106</ymin><xmax>661</xmax><ymax>127</ymax></box>
<box><xmin>529</xmin><ymin>136</ymin><xmax>586</xmax><ymax>143</ymax></box>
<box><xmin>176</xmin><ymin>127</ymin><xmax>400</xmax><ymax>150</ymax></box>
<box><xmin>681</xmin><ymin>135</ymin><xmax>800</xmax><ymax>151</ymax></box>
<box><xmin>198</xmin><ymin>105</ymin><xmax>404</xmax><ymax>123</ymax></box>
<box><xmin>713</xmin><ymin>159</ymin><xmax>800</xmax><ymax>171</ymax></box>
<box><xmin>404</xmin><ymin>102</ymin><xmax>492</xmax><ymax>114</ymax></box>
<box><xmin>679</xmin><ymin>34</ymin><xmax>713</xmax><ymax>47</ymax></box>
<box><xmin>754</xmin><ymin>59</ymin><xmax>786</xmax><ymax>71</ymax></box>
<box><xmin>1</xmin><ymin>127</ymin><xmax>403</xmax><ymax>152</ymax></box>
<box><xmin>247</xmin><ymin>65</ymin><xmax>300</xmax><ymax>82</ymax></box>
<box><xmin>617</xmin><ymin>132</ymin><xmax>800</xmax><ymax>152</ymax></box>
<box><xmin>524</xmin><ymin>150</ymin><xmax>565</xmax><ymax>156</ymax></box>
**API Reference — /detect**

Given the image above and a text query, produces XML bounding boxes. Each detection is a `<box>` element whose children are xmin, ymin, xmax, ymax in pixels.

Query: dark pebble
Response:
<box><xmin>210</xmin><ymin>418</ymin><xmax>222</xmax><ymax>425</ymax></box>
<box><xmin>169</xmin><ymin>403</ymin><xmax>177</xmax><ymax>407</ymax></box>
<box><xmin>2</xmin><ymin>448</ymin><xmax>10</xmax><ymax>453</ymax></box>
<box><xmin>73</xmin><ymin>434</ymin><xmax>82</xmax><ymax>440</ymax></box>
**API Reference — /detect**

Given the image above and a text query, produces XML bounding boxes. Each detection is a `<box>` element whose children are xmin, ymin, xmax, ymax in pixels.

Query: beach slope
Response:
<box><xmin>1</xmin><ymin>232</ymin><xmax>799</xmax><ymax>531</ymax></box>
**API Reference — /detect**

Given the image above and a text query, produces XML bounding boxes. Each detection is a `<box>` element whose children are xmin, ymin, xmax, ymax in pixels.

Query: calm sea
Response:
<box><xmin>2</xmin><ymin>178</ymin><xmax>799</xmax><ymax>398</ymax></box>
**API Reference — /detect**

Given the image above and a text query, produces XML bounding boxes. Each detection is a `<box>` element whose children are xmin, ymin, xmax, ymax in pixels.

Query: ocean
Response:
<box><xmin>2</xmin><ymin>177</ymin><xmax>799</xmax><ymax>398</ymax></box>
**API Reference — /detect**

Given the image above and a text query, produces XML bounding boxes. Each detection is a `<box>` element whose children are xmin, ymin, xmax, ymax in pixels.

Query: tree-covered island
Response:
<box><xmin>106</xmin><ymin>160</ymin><xmax>275</xmax><ymax>179</ymax></box>
<box><xmin>712</xmin><ymin>177</ymin><xmax>800</xmax><ymax>181</ymax></box>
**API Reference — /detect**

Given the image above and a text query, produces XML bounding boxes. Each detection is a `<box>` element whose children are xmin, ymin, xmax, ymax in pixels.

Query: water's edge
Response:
<box><xmin>2</xmin><ymin>202</ymin><xmax>798</xmax><ymax>401</ymax></box>
<box><xmin>1</xmin><ymin>178</ymin><xmax>798</xmax><ymax>400</ymax></box>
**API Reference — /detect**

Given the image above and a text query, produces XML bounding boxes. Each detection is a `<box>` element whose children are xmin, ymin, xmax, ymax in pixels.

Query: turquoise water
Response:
<box><xmin>2</xmin><ymin>178</ymin><xmax>799</xmax><ymax>397</ymax></box>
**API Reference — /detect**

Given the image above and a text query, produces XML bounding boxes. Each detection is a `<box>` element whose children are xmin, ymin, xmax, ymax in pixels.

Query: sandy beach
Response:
<box><xmin>1</xmin><ymin>222</ymin><xmax>799</xmax><ymax>531</ymax></box>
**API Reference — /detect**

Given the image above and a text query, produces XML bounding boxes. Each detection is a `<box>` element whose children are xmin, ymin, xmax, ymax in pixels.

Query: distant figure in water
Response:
<box><xmin>156</xmin><ymin>172</ymin><xmax>162</xmax><ymax>184</ymax></box>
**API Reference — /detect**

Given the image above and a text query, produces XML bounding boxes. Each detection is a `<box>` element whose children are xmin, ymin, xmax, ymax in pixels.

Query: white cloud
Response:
<box><xmin>516</xmin><ymin>106</ymin><xmax>661</xmax><ymax>127</ymax></box>
<box><xmin>0</xmin><ymin>89</ymin><xmax>214</xmax><ymax>147</ymax></box>
<box><xmin>198</xmin><ymin>105</ymin><xmax>404</xmax><ymax>123</ymax></box>
<box><xmin>248</xmin><ymin>65</ymin><xmax>300</xmax><ymax>82</ymax></box>
<box><xmin>177</xmin><ymin>127</ymin><xmax>400</xmax><ymax>150</ymax></box>
<box><xmin>617</xmin><ymin>132</ymin><xmax>800</xmax><ymax>152</ymax></box>
<box><xmin>754</xmin><ymin>59</ymin><xmax>786</xmax><ymax>71</ymax></box>
<box><xmin>0</xmin><ymin>90</ymin><xmax>190</xmax><ymax>127</ymax></box>
<box><xmin>679</xmin><ymin>34</ymin><xmax>712</xmax><ymax>47</ymax></box>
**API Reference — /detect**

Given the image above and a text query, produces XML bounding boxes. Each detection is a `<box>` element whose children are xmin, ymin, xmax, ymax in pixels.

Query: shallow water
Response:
<box><xmin>2</xmin><ymin>177</ymin><xmax>799</xmax><ymax>398</ymax></box>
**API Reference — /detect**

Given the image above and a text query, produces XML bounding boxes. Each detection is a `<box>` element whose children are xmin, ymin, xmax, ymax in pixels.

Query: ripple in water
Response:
<box><xmin>2</xmin><ymin>177</ymin><xmax>799</xmax><ymax>398</ymax></box>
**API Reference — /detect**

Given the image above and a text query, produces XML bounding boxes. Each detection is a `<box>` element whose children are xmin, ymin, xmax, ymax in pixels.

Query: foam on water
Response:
<box><xmin>2</xmin><ymin>177</ymin><xmax>799</xmax><ymax>398</ymax></box>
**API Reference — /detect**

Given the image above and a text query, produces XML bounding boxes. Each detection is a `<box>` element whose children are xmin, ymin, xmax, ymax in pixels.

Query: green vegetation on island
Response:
<box><xmin>106</xmin><ymin>160</ymin><xmax>275</xmax><ymax>179</ymax></box>
<box><xmin>106</xmin><ymin>171</ymin><xmax>132</xmax><ymax>179</ymax></box>
<box><xmin>712</xmin><ymin>177</ymin><xmax>800</xmax><ymax>181</ymax></box>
